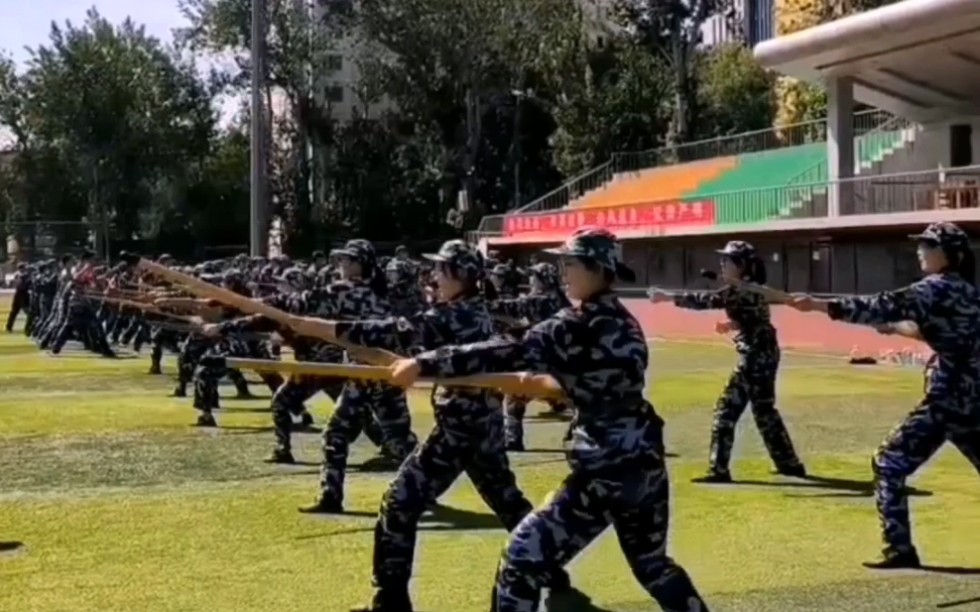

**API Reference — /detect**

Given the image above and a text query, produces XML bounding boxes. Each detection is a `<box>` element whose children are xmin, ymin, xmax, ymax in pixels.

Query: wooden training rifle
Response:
<box><xmin>128</xmin><ymin>253</ymin><xmax>566</xmax><ymax>400</ymax></box>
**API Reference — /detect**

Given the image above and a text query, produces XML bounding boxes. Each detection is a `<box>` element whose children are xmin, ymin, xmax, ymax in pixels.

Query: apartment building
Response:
<box><xmin>701</xmin><ymin>0</ymin><xmax>776</xmax><ymax>47</ymax></box>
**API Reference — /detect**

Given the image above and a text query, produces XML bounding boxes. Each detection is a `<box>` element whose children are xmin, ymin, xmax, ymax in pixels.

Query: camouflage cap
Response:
<box><xmin>716</xmin><ymin>240</ymin><xmax>756</xmax><ymax>258</ymax></box>
<box><xmin>385</xmin><ymin>258</ymin><xmax>414</xmax><ymax>283</ymax></box>
<box><xmin>910</xmin><ymin>222</ymin><xmax>970</xmax><ymax>249</ymax></box>
<box><xmin>330</xmin><ymin>239</ymin><xmax>376</xmax><ymax>264</ymax></box>
<box><xmin>423</xmin><ymin>239</ymin><xmax>484</xmax><ymax>278</ymax></box>
<box><xmin>222</xmin><ymin>268</ymin><xmax>244</xmax><ymax>283</ymax></box>
<box><xmin>543</xmin><ymin>227</ymin><xmax>636</xmax><ymax>282</ymax></box>
<box><xmin>529</xmin><ymin>262</ymin><xmax>560</xmax><ymax>286</ymax></box>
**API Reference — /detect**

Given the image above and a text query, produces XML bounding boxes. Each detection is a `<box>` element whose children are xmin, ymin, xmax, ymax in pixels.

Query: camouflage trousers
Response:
<box><xmin>51</xmin><ymin>305</ymin><xmax>111</xmax><ymax>356</ymax></box>
<box><xmin>873</xmin><ymin>402</ymin><xmax>980</xmax><ymax>554</ymax></box>
<box><xmin>192</xmin><ymin>343</ymin><xmax>283</xmax><ymax>413</ymax></box>
<box><xmin>269</xmin><ymin>374</ymin><xmax>346</xmax><ymax>452</ymax></box>
<box><xmin>709</xmin><ymin>353</ymin><xmax>802</xmax><ymax>474</ymax></box>
<box><xmin>372</xmin><ymin>413</ymin><xmax>531</xmax><ymax>587</ymax></box>
<box><xmin>503</xmin><ymin>395</ymin><xmax>570</xmax><ymax>446</ymax></box>
<box><xmin>320</xmin><ymin>382</ymin><xmax>418</xmax><ymax>501</ymax></box>
<box><xmin>493</xmin><ymin>461</ymin><xmax>707</xmax><ymax>612</ymax></box>
<box><xmin>149</xmin><ymin>329</ymin><xmax>182</xmax><ymax>371</ymax></box>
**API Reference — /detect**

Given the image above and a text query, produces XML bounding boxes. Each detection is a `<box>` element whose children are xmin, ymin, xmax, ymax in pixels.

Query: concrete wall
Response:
<box><xmin>896</xmin><ymin>117</ymin><xmax>980</xmax><ymax>173</ymax></box>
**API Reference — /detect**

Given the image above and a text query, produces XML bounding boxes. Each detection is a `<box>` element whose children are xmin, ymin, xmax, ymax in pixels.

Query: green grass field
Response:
<box><xmin>0</xmin><ymin>298</ymin><xmax>978</xmax><ymax>611</ymax></box>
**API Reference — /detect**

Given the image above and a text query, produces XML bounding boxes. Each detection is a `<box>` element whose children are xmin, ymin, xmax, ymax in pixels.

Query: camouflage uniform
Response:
<box><xmin>345</xmin><ymin>240</ymin><xmax>561</xmax><ymax>612</ymax></box>
<box><xmin>6</xmin><ymin>264</ymin><xmax>29</xmax><ymax>332</ymax></box>
<box><xmin>490</xmin><ymin>262</ymin><xmax>571</xmax><ymax>450</ymax></box>
<box><xmin>295</xmin><ymin>240</ymin><xmax>417</xmax><ymax>506</ymax></box>
<box><xmin>218</xmin><ymin>292</ymin><xmax>364</xmax><ymax>463</ymax></box>
<box><xmin>825</xmin><ymin>222</ymin><xmax>980</xmax><ymax>568</ymax></box>
<box><xmin>672</xmin><ymin>240</ymin><xmax>804</xmax><ymax>482</ymax></box>
<box><xmin>385</xmin><ymin>258</ymin><xmax>424</xmax><ymax>318</ymax></box>
<box><xmin>412</xmin><ymin>230</ymin><xmax>707</xmax><ymax>612</ymax></box>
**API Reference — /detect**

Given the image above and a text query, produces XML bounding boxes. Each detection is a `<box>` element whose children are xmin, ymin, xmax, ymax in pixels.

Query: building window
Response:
<box><xmin>327</xmin><ymin>54</ymin><xmax>343</xmax><ymax>72</ymax></box>
<box><xmin>326</xmin><ymin>85</ymin><xmax>344</xmax><ymax>103</ymax></box>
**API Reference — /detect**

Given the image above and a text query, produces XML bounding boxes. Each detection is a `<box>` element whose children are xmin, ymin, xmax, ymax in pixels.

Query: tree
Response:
<box><xmin>552</xmin><ymin>38</ymin><xmax>674</xmax><ymax>175</ymax></box>
<box><xmin>695</xmin><ymin>43</ymin><xmax>776</xmax><ymax>139</ymax></box>
<box><xmin>0</xmin><ymin>9</ymin><xmax>219</xmax><ymax>257</ymax></box>
<box><xmin>614</xmin><ymin>0</ymin><xmax>737</xmax><ymax>145</ymax></box>
<box><xmin>353</xmin><ymin>0</ymin><xmax>584</xmax><ymax>219</ymax></box>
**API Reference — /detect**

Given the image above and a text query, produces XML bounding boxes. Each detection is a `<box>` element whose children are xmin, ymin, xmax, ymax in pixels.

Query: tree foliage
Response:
<box><xmin>0</xmin><ymin>0</ymin><xmax>792</xmax><ymax>258</ymax></box>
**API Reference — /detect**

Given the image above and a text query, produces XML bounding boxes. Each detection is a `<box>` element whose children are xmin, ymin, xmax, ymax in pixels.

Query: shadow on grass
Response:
<box><xmin>921</xmin><ymin>565</ymin><xmax>980</xmax><ymax>576</ymax></box>
<box><xmin>215</xmin><ymin>425</ymin><xmax>277</xmax><ymax>434</ymax></box>
<box><xmin>217</xmin><ymin>406</ymin><xmax>274</xmax><ymax>414</ymax></box>
<box><xmin>0</xmin><ymin>541</ymin><xmax>24</xmax><ymax>555</ymax></box>
<box><xmin>727</xmin><ymin>474</ymin><xmax>932</xmax><ymax>498</ymax></box>
<box><xmin>518</xmin><ymin>448</ymin><xmax>679</xmax><ymax>458</ymax></box>
<box><xmin>937</xmin><ymin>595</ymin><xmax>980</xmax><ymax>609</ymax></box>
<box><xmin>213</xmin><ymin>423</ymin><xmax>322</xmax><ymax>436</ymax></box>
<box><xmin>296</xmin><ymin>503</ymin><xmax>507</xmax><ymax>541</ymax></box>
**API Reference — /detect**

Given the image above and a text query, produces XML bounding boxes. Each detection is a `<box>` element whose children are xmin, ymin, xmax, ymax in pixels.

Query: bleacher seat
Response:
<box><xmin>575</xmin><ymin>157</ymin><xmax>737</xmax><ymax>208</ymax></box>
<box><xmin>547</xmin><ymin>127</ymin><xmax>910</xmax><ymax>226</ymax></box>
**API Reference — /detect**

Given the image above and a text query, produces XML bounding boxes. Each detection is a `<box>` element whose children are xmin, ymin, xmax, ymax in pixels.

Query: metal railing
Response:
<box><xmin>778</xmin><ymin>114</ymin><xmax>916</xmax><ymax>217</ymax></box>
<box><xmin>470</xmin><ymin>165</ymin><xmax>980</xmax><ymax>240</ymax></box>
<box><xmin>613</xmin><ymin>108</ymin><xmax>894</xmax><ymax>172</ymax></box>
<box><xmin>508</xmin><ymin>109</ymin><xmax>898</xmax><ymax>220</ymax></box>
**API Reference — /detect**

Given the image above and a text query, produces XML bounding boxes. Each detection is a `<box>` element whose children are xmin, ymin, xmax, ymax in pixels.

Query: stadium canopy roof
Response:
<box><xmin>754</xmin><ymin>0</ymin><xmax>980</xmax><ymax>122</ymax></box>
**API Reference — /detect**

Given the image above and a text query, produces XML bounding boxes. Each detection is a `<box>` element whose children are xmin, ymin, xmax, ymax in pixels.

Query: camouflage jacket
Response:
<box><xmin>337</xmin><ymin>294</ymin><xmax>500</xmax><ymax>430</ymax></box>
<box><xmin>829</xmin><ymin>272</ymin><xmax>980</xmax><ymax>418</ymax></box>
<box><xmin>673</xmin><ymin>285</ymin><xmax>777</xmax><ymax>352</ymax></box>
<box><xmin>413</xmin><ymin>290</ymin><xmax>664</xmax><ymax>473</ymax></box>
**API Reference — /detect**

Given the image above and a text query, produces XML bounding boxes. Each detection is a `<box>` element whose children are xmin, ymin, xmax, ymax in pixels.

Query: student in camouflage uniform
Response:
<box><xmin>292</xmin><ymin>239</ymin><xmax>417</xmax><ymax>513</ymax></box>
<box><xmin>490</xmin><ymin>262</ymin><xmax>571</xmax><ymax>450</ymax></box>
<box><xmin>788</xmin><ymin>221</ymin><xmax>980</xmax><ymax>569</ymax></box>
<box><xmin>5</xmin><ymin>263</ymin><xmax>29</xmax><ymax>333</ymax></box>
<box><xmin>50</xmin><ymin>250</ymin><xmax>116</xmax><ymax>358</ymax></box>
<box><xmin>651</xmin><ymin>240</ymin><xmax>805</xmax><ymax>483</ymax></box>
<box><xmin>296</xmin><ymin>240</ymin><xmax>566</xmax><ymax>612</ymax></box>
<box><xmin>191</xmin><ymin>273</ymin><xmax>285</xmax><ymax>427</ymax></box>
<box><xmin>214</xmin><ymin>260</ymin><xmax>391</xmax><ymax>465</ymax></box>
<box><xmin>389</xmin><ymin>228</ymin><xmax>708</xmax><ymax>612</ymax></box>
<box><xmin>384</xmin><ymin>258</ymin><xmax>424</xmax><ymax>318</ymax></box>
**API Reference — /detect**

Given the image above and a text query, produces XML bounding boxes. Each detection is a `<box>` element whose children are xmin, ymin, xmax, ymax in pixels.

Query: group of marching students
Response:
<box><xmin>6</xmin><ymin>221</ymin><xmax>980</xmax><ymax>611</ymax></box>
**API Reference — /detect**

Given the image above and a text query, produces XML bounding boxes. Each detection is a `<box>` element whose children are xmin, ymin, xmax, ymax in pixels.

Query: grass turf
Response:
<box><xmin>0</xmin><ymin>300</ymin><xmax>978</xmax><ymax>611</ymax></box>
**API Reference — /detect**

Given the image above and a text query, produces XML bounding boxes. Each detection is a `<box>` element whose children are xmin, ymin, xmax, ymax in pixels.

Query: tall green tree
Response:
<box><xmin>614</xmin><ymin>0</ymin><xmax>737</xmax><ymax>145</ymax></box>
<box><xmin>551</xmin><ymin>38</ymin><xmax>674</xmax><ymax>175</ymax></box>
<box><xmin>695</xmin><ymin>43</ymin><xmax>776</xmax><ymax>140</ymax></box>
<box><xmin>0</xmin><ymin>10</ymin><xmax>220</xmax><ymax>256</ymax></box>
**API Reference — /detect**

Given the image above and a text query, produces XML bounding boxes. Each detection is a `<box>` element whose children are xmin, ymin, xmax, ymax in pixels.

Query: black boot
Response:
<box><xmin>298</xmin><ymin>491</ymin><xmax>344</xmax><ymax>514</ymax></box>
<box><xmin>264</xmin><ymin>448</ymin><xmax>295</xmax><ymax>464</ymax></box>
<box><xmin>862</xmin><ymin>547</ymin><xmax>921</xmax><ymax>570</ymax></box>
<box><xmin>691</xmin><ymin>470</ymin><xmax>732</xmax><ymax>484</ymax></box>
<box><xmin>350</xmin><ymin>584</ymin><xmax>413</xmax><ymax>612</ymax></box>
<box><xmin>773</xmin><ymin>464</ymin><xmax>807</xmax><ymax>478</ymax></box>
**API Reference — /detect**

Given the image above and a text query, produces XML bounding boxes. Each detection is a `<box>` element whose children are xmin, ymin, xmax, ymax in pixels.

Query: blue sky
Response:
<box><xmin>1</xmin><ymin>0</ymin><xmax>187</xmax><ymax>65</ymax></box>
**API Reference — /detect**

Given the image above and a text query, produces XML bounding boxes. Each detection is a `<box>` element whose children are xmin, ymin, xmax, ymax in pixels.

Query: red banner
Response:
<box><xmin>503</xmin><ymin>200</ymin><xmax>716</xmax><ymax>238</ymax></box>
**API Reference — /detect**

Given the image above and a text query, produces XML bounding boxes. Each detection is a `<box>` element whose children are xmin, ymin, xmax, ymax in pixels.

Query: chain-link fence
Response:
<box><xmin>2</xmin><ymin>220</ymin><xmax>99</xmax><ymax>265</ymax></box>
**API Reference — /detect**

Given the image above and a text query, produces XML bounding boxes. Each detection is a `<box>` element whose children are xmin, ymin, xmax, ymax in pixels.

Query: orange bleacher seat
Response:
<box><xmin>575</xmin><ymin>156</ymin><xmax>738</xmax><ymax>208</ymax></box>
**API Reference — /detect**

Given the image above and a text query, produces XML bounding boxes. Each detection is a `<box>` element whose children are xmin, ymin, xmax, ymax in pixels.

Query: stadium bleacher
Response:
<box><xmin>564</xmin><ymin>126</ymin><xmax>910</xmax><ymax>226</ymax></box>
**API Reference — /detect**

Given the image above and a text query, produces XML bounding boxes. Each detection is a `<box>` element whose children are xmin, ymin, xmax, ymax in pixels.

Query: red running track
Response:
<box><xmin>623</xmin><ymin>299</ymin><xmax>930</xmax><ymax>357</ymax></box>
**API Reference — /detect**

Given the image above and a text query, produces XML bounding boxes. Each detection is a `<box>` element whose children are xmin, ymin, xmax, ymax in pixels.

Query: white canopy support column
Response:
<box><xmin>827</xmin><ymin>77</ymin><xmax>855</xmax><ymax>217</ymax></box>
